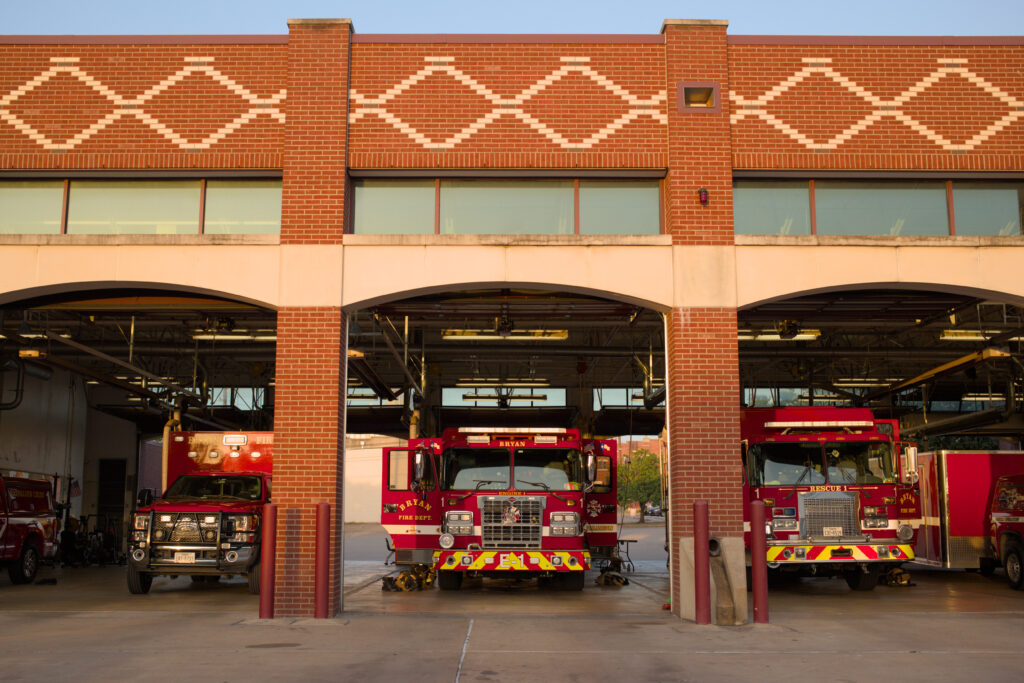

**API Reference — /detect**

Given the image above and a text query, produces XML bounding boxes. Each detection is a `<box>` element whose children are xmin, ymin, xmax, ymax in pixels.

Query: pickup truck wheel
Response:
<box><xmin>845</xmin><ymin>566</ymin><xmax>881</xmax><ymax>591</ymax></box>
<box><xmin>437</xmin><ymin>570</ymin><xmax>463</xmax><ymax>591</ymax></box>
<box><xmin>8</xmin><ymin>544</ymin><xmax>39</xmax><ymax>584</ymax></box>
<box><xmin>127</xmin><ymin>564</ymin><xmax>153</xmax><ymax>594</ymax></box>
<box><xmin>1005</xmin><ymin>544</ymin><xmax>1024</xmax><ymax>590</ymax></box>
<box><xmin>248</xmin><ymin>562</ymin><xmax>261</xmax><ymax>594</ymax></box>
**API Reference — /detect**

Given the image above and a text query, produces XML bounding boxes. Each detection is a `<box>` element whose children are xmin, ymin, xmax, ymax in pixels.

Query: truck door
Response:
<box><xmin>583</xmin><ymin>440</ymin><xmax>619</xmax><ymax>555</ymax></box>
<box><xmin>0</xmin><ymin>479</ymin><xmax>8</xmax><ymax>557</ymax></box>
<box><xmin>381</xmin><ymin>439</ymin><xmax>442</xmax><ymax>564</ymax></box>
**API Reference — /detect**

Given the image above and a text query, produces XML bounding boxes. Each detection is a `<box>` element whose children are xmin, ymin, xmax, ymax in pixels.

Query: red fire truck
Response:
<box><xmin>742</xmin><ymin>407</ymin><xmax>919</xmax><ymax>590</ymax></box>
<box><xmin>991</xmin><ymin>473</ymin><xmax>1024</xmax><ymax>589</ymax></box>
<box><xmin>914</xmin><ymin>450</ymin><xmax>1024</xmax><ymax>581</ymax></box>
<box><xmin>382</xmin><ymin>427</ymin><xmax>618</xmax><ymax>591</ymax></box>
<box><xmin>1</xmin><ymin>474</ymin><xmax>58</xmax><ymax>584</ymax></box>
<box><xmin>127</xmin><ymin>431</ymin><xmax>271</xmax><ymax>594</ymax></box>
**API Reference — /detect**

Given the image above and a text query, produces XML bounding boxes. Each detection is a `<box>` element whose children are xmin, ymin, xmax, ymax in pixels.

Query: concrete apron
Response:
<box><xmin>678</xmin><ymin>536</ymin><xmax>747</xmax><ymax>625</ymax></box>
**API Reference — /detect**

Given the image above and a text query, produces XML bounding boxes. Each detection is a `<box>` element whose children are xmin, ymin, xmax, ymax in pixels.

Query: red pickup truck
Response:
<box><xmin>990</xmin><ymin>473</ymin><xmax>1024</xmax><ymax>590</ymax></box>
<box><xmin>1</xmin><ymin>475</ymin><xmax>58</xmax><ymax>584</ymax></box>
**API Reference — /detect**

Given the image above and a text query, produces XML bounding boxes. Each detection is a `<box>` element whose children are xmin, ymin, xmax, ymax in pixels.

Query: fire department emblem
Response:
<box><xmin>587</xmin><ymin>499</ymin><xmax>601</xmax><ymax>518</ymax></box>
<box><xmin>502</xmin><ymin>500</ymin><xmax>521</xmax><ymax>525</ymax></box>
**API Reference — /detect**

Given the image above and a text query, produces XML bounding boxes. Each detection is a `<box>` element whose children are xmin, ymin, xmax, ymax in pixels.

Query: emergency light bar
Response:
<box><xmin>457</xmin><ymin>427</ymin><xmax>568</xmax><ymax>435</ymax></box>
<box><xmin>765</xmin><ymin>421</ymin><xmax>874</xmax><ymax>429</ymax></box>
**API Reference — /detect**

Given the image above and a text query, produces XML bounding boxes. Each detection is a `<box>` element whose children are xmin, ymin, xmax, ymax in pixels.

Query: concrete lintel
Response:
<box><xmin>662</xmin><ymin>19</ymin><xmax>730</xmax><ymax>33</ymax></box>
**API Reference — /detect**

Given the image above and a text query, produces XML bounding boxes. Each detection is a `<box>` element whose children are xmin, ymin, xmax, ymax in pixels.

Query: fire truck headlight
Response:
<box><xmin>550</xmin><ymin>512</ymin><xmax>580</xmax><ymax>536</ymax></box>
<box><xmin>439</xmin><ymin>533</ymin><xmax>455</xmax><ymax>549</ymax></box>
<box><xmin>772</xmin><ymin>518</ymin><xmax>798</xmax><ymax>531</ymax></box>
<box><xmin>133</xmin><ymin>514</ymin><xmax>149</xmax><ymax>530</ymax></box>
<box><xmin>897</xmin><ymin>524</ymin><xmax>913</xmax><ymax>542</ymax></box>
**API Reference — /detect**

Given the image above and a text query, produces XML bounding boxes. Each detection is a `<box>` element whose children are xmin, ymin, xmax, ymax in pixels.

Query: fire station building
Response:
<box><xmin>1</xmin><ymin>19</ymin><xmax>1023</xmax><ymax>622</ymax></box>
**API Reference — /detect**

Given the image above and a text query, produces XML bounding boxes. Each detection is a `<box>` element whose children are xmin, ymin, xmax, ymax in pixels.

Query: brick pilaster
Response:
<box><xmin>281</xmin><ymin>19</ymin><xmax>352</xmax><ymax>244</ymax></box>
<box><xmin>663</xmin><ymin>20</ymin><xmax>733</xmax><ymax>245</ymax></box>
<box><xmin>271</xmin><ymin>307</ymin><xmax>347</xmax><ymax>616</ymax></box>
<box><xmin>665</xmin><ymin>306</ymin><xmax>742</xmax><ymax>616</ymax></box>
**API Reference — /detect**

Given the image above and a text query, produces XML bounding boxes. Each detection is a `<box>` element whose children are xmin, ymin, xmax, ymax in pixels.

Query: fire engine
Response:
<box><xmin>991</xmin><ymin>473</ymin><xmax>1024</xmax><ymax>590</ymax></box>
<box><xmin>382</xmin><ymin>427</ymin><xmax>618</xmax><ymax>591</ymax></box>
<box><xmin>914</xmin><ymin>450</ymin><xmax>1024</xmax><ymax>583</ymax></box>
<box><xmin>742</xmin><ymin>407</ymin><xmax>919</xmax><ymax>590</ymax></box>
<box><xmin>127</xmin><ymin>431</ymin><xmax>271</xmax><ymax>594</ymax></box>
<box><xmin>1</xmin><ymin>474</ymin><xmax>58</xmax><ymax>584</ymax></box>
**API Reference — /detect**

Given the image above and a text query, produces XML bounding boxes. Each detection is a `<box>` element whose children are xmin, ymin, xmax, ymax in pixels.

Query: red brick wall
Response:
<box><xmin>0</xmin><ymin>42</ymin><xmax>286</xmax><ymax>170</ymax></box>
<box><xmin>348</xmin><ymin>39</ymin><xmax>667</xmax><ymax>169</ymax></box>
<box><xmin>272</xmin><ymin>307</ymin><xmax>347</xmax><ymax>617</ymax></box>
<box><xmin>665</xmin><ymin>307</ymin><xmax>742</xmax><ymax>616</ymax></box>
<box><xmin>663</xmin><ymin>22</ymin><xmax>734</xmax><ymax>246</ymax></box>
<box><xmin>728</xmin><ymin>41</ymin><xmax>1024</xmax><ymax>171</ymax></box>
<box><xmin>280</xmin><ymin>20</ymin><xmax>352</xmax><ymax>244</ymax></box>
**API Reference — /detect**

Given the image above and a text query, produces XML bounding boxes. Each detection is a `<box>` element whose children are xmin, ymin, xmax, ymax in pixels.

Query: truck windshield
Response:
<box><xmin>825</xmin><ymin>441</ymin><xmax>894</xmax><ymax>484</ymax></box>
<box><xmin>512</xmin><ymin>448</ymin><xmax>584</xmax><ymax>491</ymax></box>
<box><xmin>164</xmin><ymin>475</ymin><xmax>263</xmax><ymax>501</ymax></box>
<box><xmin>441</xmin><ymin>447</ymin><xmax>510</xmax><ymax>490</ymax></box>
<box><xmin>748</xmin><ymin>442</ymin><xmax>825</xmax><ymax>486</ymax></box>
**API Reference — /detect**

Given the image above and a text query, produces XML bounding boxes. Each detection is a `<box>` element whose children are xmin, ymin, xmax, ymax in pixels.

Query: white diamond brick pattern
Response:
<box><xmin>349</xmin><ymin>56</ymin><xmax>667</xmax><ymax>150</ymax></box>
<box><xmin>730</xmin><ymin>58</ymin><xmax>1024</xmax><ymax>152</ymax></box>
<box><xmin>0</xmin><ymin>57</ymin><xmax>286</xmax><ymax>151</ymax></box>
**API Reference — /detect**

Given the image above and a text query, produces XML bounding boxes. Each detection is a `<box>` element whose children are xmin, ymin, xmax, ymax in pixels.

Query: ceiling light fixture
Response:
<box><xmin>442</xmin><ymin>329</ymin><xmax>568</xmax><ymax>342</ymax></box>
<box><xmin>941</xmin><ymin>329</ymin><xmax>1024</xmax><ymax>342</ymax></box>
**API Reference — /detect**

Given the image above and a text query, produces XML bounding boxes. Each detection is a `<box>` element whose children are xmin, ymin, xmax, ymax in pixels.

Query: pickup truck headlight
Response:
<box><xmin>550</xmin><ymin>512</ymin><xmax>580</xmax><ymax>536</ymax></box>
<box><xmin>133</xmin><ymin>514</ymin><xmax>149</xmax><ymax>530</ymax></box>
<box><xmin>226</xmin><ymin>514</ymin><xmax>257</xmax><ymax>533</ymax></box>
<box><xmin>444</xmin><ymin>511</ymin><xmax>473</xmax><ymax>536</ymax></box>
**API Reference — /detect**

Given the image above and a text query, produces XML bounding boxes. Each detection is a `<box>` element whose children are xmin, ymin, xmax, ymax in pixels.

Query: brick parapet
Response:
<box><xmin>271</xmin><ymin>307</ymin><xmax>347</xmax><ymax>617</ymax></box>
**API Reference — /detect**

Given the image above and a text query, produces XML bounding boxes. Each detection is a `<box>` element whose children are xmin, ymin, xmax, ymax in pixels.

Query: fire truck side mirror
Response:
<box><xmin>586</xmin><ymin>454</ymin><xmax>597</xmax><ymax>482</ymax></box>
<box><xmin>413</xmin><ymin>450</ymin><xmax>426</xmax><ymax>484</ymax></box>
<box><xmin>136</xmin><ymin>489</ymin><xmax>153</xmax><ymax>508</ymax></box>
<box><xmin>903</xmin><ymin>447</ymin><xmax>919</xmax><ymax>484</ymax></box>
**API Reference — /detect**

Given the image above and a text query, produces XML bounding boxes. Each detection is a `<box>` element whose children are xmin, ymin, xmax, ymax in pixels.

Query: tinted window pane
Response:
<box><xmin>67</xmin><ymin>181</ymin><xmax>200</xmax><ymax>234</ymax></box>
<box><xmin>815</xmin><ymin>182</ymin><xmax>948</xmax><ymax>235</ymax></box>
<box><xmin>440</xmin><ymin>180</ymin><xmax>573</xmax><ymax>234</ymax></box>
<box><xmin>0</xmin><ymin>181</ymin><xmax>64</xmax><ymax>234</ymax></box>
<box><xmin>734</xmin><ymin>181</ymin><xmax>811</xmax><ymax>235</ymax></box>
<box><xmin>353</xmin><ymin>180</ymin><xmax>434</xmax><ymax>234</ymax></box>
<box><xmin>579</xmin><ymin>181</ymin><xmax>660</xmax><ymax>234</ymax></box>
<box><xmin>204</xmin><ymin>180</ymin><xmax>281</xmax><ymax>234</ymax></box>
<box><xmin>953</xmin><ymin>183</ymin><xmax>1023</xmax><ymax>236</ymax></box>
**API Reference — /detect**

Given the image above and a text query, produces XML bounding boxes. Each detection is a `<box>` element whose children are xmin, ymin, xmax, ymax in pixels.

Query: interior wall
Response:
<box><xmin>0</xmin><ymin>368</ymin><xmax>87</xmax><ymax>516</ymax></box>
<box><xmin>81</xmin><ymin>408</ymin><xmax>138</xmax><ymax>530</ymax></box>
<box><xmin>344</xmin><ymin>435</ymin><xmax>406</xmax><ymax>523</ymax></box>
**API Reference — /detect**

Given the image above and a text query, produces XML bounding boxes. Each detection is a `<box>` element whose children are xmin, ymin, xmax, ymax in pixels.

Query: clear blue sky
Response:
<box><xmin>1</xmin><ymin>0</ymin><xmax>1022</xmax><ymax>36</ymax></box>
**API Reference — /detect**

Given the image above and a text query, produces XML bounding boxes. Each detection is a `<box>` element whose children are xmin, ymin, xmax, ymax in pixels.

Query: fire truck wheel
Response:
<box><xmin>127</xmin><ymin>564</ymin><xmax>153</xmax><ymax>594</ymax></box>
<box><xmin>248</xmin><ymin>563</ymin><xmax>261</xmax><ymax>594</ymax></box>
<box><xmin>1005</xmin><ymin>544</ymin><xmax>1024</xmax><ymax>590</ymax></box>
<box><xmin>558</xmin><ymin>571</ymin><xmax>586</xmax><ymax>591</ymax></box>
<box><xmin>8</xmin><ymin>544</ymin><xmax>39</xmax><ymax>585</ymax></box>
<box><xmin>437</xmin><ymin>570</ymin><xmax>463</xmax><ymax>591</ymax></box>
<box><xmin>844</xmin><ymin>566</ymin><xmax>881</xmax><ymax>591</ymax></box>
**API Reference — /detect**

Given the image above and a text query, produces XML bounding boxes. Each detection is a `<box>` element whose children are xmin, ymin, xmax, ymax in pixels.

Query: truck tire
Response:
<box><xmin>979</xmin><ymin>557</ymin><xmax>997</xmax><ymax>577</ymax></box>
<box><xmin>845</xmin><ymin>566</ymin><xmax>881</xmax><ymax>591</ymax></box>
<box><xmin>437</xmin><ymin>570</ymin><xmax>463</xmax><ymax>591</ymax></box>
<box><xmin>127</xmin><ymin>564</ymin><xmax>153</xmax><ymax>594</ymax></box>
<box><xmin>248</xmin><ymin>562</ymin><xmax>261</xmax><ymax>594</ymax></box>
<box><xmin>1005</xmin><ymin>544</ymin><xmax>1024</xmax><ymax>590</ymax></box>
<box><xmin>8</xmin><ymin>544</ymin><xmax>39</xmax><ymax>585</ymax></box>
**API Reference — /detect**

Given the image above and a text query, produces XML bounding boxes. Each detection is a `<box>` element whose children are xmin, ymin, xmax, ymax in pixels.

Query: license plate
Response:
<box><xmin>823</xmin><ymin>526</ymin><xmax>843</xmax><ymax>537</ymax></box>
<box><xmin>173</xmin><ymin>552</ymin><xmax>195</xmax><ymax>563</ymax></box>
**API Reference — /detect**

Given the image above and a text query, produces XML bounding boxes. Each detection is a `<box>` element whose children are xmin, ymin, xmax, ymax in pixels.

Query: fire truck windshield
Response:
<box><xmin>825</xmin><ymin>441</ymin><xmax>894</xmax><ymax>484</ymax></box>
<box><xmin>441</xmin><ymin>448</ymin><xmax>511</xmax><ymax>490</ymax></box>
<box><xmin>164</xmin><ymin>475</ymin><xmax>263</xmax><ymax>500</ymax></box>
<box><xmin>749</xmin><ymin>442</ymin><xmax>826</xmax><ymax>486</ymax></box>
<box><xmin>512</xmin><ymin>448</ymin><xmax>584</xmax><ymax>491</ymax></box>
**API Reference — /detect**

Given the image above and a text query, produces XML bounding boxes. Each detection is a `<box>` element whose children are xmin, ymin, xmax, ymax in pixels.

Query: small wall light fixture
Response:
<box><xmin>697</xmin><ymin>187</ymin><xmax>709</xmax><ymax>206</ymax></box>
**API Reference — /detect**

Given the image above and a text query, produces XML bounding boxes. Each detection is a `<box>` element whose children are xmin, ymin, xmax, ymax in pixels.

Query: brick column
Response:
<box><xmin>662</xmin><ymin>20</ymin><xmax>745</xmax><ymax>623</ymax></box>
<box><xmin>272</xmin><ymin>307</ymin><xmax>347</xmax><ymax>616</ymax></box>
<box><xmin>281</xmin><ymin>18</ymin><xmax>352</xmax><ymax>244</ymax></box>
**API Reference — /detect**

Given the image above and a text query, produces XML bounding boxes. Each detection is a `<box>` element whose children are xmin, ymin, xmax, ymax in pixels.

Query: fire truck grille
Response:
<box><xmin>480</xmin><ymin>496</ymin><xmax>544</xmax><ymax>549</ymax></box>
<box><xmin>799</xmin><ymin>491</ymin><xmax>858</xmax><ymax>538</ymax></box>
<box><xmin>153</xmin><ymin>513</ymin><xmax>217</xmax><ymax>544</ymax></box>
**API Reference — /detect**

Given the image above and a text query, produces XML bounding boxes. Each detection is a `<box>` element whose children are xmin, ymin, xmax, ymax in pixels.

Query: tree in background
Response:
<box><xmin>617</xmin><ymin>449</ymin><xmax>662</xmax><ymax>522</ymax></box>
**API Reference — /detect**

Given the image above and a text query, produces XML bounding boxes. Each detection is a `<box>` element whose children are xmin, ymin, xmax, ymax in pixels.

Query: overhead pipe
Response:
<box><xmin>0</xmin><ymin>358</ymin><xmax>25</xmax><ymax>411</ymax></box>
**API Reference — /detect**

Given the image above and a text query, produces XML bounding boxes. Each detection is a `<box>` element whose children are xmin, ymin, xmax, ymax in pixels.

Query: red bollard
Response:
<box><xmin>258</xmin><ymin>503</ymin><xmax>277</xmax><ymax>619</ymax></box>
<box><xmin>693</xmin><ymin>500</ymin><xmax>711</xmax><ymax>625</ymax></box>
<box><xmin>314</xmin><ymin>502</ymin><xmax>331</xmax><ymax>619</ymax></box>
<box><xmin>750</xmin><ymin>500</ymin><xmax>769</xmax><ymax>624</ymax></box>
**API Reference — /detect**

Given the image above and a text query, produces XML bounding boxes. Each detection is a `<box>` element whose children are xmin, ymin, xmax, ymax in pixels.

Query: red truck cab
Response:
<box><xmin>990</xmin><ymin>473</ymin><xmax>1024</xmax><ymax>590</ymax></box>
<box><xmin>127</xmin><ymin>431</ymin><xmax>271</xmax><ymax>594</ymax></box>
<box><xmin>0</xmin><ymin>475</ymin><xmax>58</xmax><ymax>585</ymax></box>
